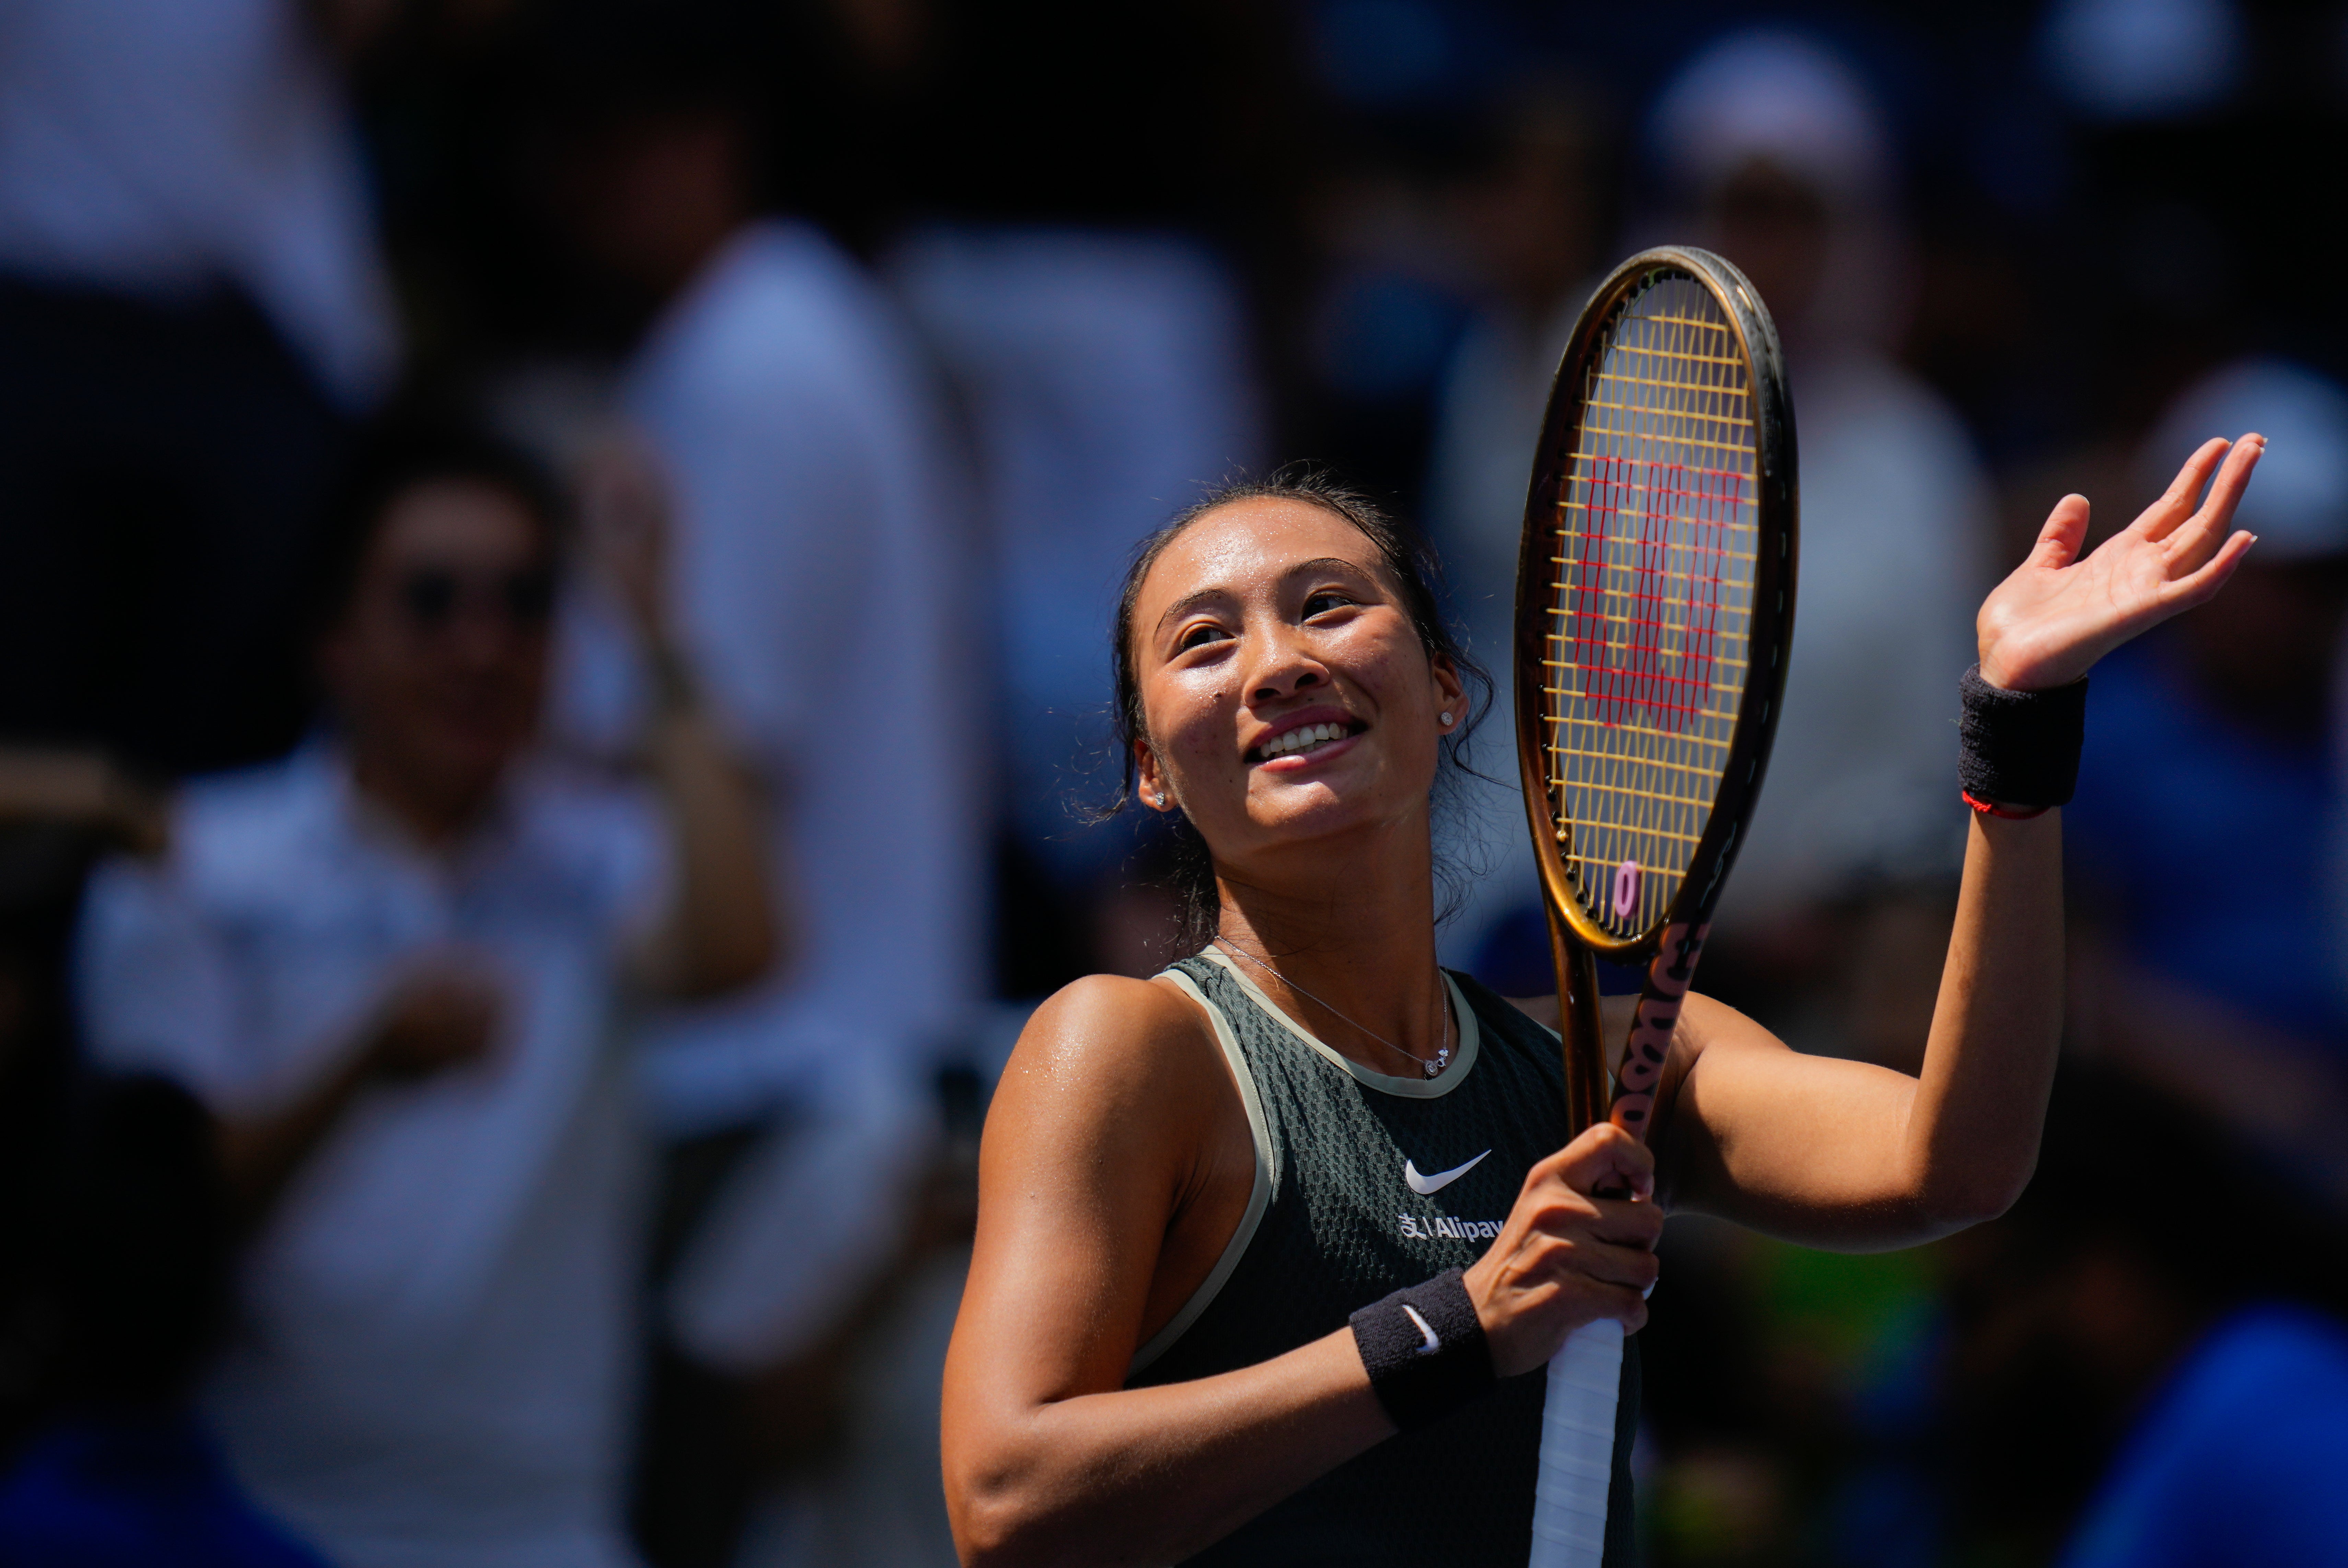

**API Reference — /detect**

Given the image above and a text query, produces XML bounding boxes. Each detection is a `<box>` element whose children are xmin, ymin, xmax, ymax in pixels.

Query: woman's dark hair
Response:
<box><xmin>1105</xmin><ymin>470</ymin><xmax>1494</xmax><ymax>955</ymax></box>
<box><xmin>311</xmin><ymin>416</ymin><xmax>567</xmax><ymax>638</ymax></box>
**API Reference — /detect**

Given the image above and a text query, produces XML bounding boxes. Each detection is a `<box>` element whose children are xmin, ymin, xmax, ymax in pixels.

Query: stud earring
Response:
<box><xmin>1439</xmin><ymin>711</ymin><xmax>1453</xmax><ymax>726</ymax></box>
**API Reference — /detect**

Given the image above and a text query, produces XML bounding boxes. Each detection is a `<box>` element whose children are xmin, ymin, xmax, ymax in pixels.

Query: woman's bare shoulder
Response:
<box><xmin>990</xmin><ymin>970</ymin><xmax>1226</xmax><ymax>1136</ymax></box>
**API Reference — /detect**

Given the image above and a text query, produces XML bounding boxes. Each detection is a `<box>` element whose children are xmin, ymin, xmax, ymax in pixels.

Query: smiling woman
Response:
<box><xmin>1100</xmin><ymin>475</ymin><xmax>1489</xmax><ymax>954</ymax></box>
<box><xmin>940</xmin><ymin>444</ymin><xmax>2264</xmax><ymax>1568</ymax></box>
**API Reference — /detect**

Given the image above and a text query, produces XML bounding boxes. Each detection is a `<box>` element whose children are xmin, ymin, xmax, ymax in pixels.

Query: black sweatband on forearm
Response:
<box><xmin>1348</xmin><ymin>1268</ymin><xmax>1495</xmax><ymax>1431</ymax></box>
<box><xmin>1958</xmin><ymin>663</ymin><xmax>2087</xmax><ymax>808</ymax></box>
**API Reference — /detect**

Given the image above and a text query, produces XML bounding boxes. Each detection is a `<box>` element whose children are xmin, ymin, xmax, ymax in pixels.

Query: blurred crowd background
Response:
<box><xmin>2</xmin><ymin>0</ymin><xmax>2347</xmax><ymax>1565</ymax></box>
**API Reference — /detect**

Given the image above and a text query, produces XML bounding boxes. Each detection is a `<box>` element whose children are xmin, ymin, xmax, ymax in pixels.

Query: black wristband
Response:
<box><xmin>1958</xmin><ymin>663</ymin><xmax>2087</xmax><ymax>809</ymax></box>
<box><xmin>1348</xmin><ymin>1268</ymin><xmax>1496</xmax><ymax>1431</ymax></box>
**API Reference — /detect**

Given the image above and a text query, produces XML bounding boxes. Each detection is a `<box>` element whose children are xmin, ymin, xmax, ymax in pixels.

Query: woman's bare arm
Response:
<box><xmin>942</xmin><ymin>975</ymin><xmax>1391</xmax><ymax>1567</ymax></box>
<box><xmin>1518</xmin><ymin>812</ymin><xmax>2059</xmax><ymax>1248</ymax></box>
<box><xmin>944</xmin><ymin>976</ymin><xmax>1661</xmax><ymax>1568</ymax></box>
<box><xmin>1654</xmin><ymin>810</ymin><xmax>2059</xmax><ymax>1247</ymax></box>
<box><xmin>1645</xmin><ymin>434</ymin><xmax>2262</xmax><ymax>1249</ymax></box>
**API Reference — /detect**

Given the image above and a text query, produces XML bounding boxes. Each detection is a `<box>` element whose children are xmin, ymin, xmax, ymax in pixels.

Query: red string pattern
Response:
<box><xmin>1565</xmin><ymin>455</ymin><xmax>1741</xmax><ymax>733</ymax></box>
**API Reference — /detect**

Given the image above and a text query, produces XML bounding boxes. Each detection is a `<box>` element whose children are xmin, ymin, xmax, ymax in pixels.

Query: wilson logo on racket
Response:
<box><xmin>1560</xmin><ymin>453</ymin><xmax>1740</xmax><ymax>734</ymax></box>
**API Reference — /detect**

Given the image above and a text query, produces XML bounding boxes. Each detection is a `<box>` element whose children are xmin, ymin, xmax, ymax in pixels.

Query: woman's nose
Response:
<box><xmin>1246</xmin><ymin>624</ymin><xmax>1325</xmax><ymax>704</ymax></box>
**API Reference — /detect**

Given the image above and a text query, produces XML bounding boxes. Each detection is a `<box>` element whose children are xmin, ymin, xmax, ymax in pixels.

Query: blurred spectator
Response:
<box><xmin>2067</xmin><ymin>357</ymin><xmax>2348</xmax><ymax>1201</ymax></box>
<box><xmin>2058</xmin><ymin>1305</ymin><xmax>2348</xmax><ymax>1566</ymax></box>
<box><xmin>0</xmin><ymin>0</ymin><xmax>400</xmax><ymax>774</ymax></box>
<box><xmin>0</xmin><ymin>800</ymin><xmax>161</xmax><ymax>1458</ymax></box>
<box><xmin>0</xmin><ymin>1076</ymin><xmax>330</xmax><ymax>1568</ymax></box>
<box><xmin>1944</xmin><ymin>1064</ymin><xmax>2348</xmax><ymax>1566</ymax></box>
<box><xmin>868</xmin><ymin>0</ymin><xmax>1271</xmax><ymax>990</ymax></box>
<box><xmin>889</xmin><ymin>227</ymin><xmax>1262</xmax><ymax>983</ymax></box>
<box><xmin>0</xmin><ymin>778</ymin><xmax>324</xmax><ymax>1566</ymax></box>
<box><xmin>1641</xmin><ymin>30</ymin><xmax>1994</xmax><ymax>1050</ymax></box>
<box><xmin>71</xmin><ymin>420</ymin><xmax>773</xmax><ymax>1568</ymax></box>
<box><xmin>529</xmin><ymin>20</ymin><xmax>984</xmax><ymax>1562</ymax></box>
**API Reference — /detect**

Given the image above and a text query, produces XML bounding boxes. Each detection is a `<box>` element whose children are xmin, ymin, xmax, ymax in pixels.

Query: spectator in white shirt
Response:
<box><xmin>74</xmin><ymin>420</ymin><xmax>774</xmax><ymax>1568</ymax></box>
<box><xmin>533</xmin><ymin>36</ymin><xmax>986</xmax><ymax>1562</ymax></box>
<box><xmin>889</xmin><ymin>226</ymin><xmax>1263</xmax><ymax>981</ymax></box>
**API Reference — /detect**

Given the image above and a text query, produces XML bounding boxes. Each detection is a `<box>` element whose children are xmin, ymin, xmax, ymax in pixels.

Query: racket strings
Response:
<box><xmin>1544</xmin><ymin>277</ymin><xmax>1760</xmax><ymax>939</ymax></box>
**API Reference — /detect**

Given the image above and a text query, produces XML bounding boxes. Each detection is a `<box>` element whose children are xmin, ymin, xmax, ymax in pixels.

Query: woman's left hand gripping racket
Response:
<box><xmin>1512</xmin><ymin>246</ymin><xmax>1798</xmax><ymax>1567</ymax></box>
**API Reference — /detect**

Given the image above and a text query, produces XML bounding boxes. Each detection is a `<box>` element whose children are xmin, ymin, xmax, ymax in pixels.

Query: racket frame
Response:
<box><xmin>1511</xmin><ymin>244</ymin><xmax>1799</xmax><ymax>1129</ymax></box>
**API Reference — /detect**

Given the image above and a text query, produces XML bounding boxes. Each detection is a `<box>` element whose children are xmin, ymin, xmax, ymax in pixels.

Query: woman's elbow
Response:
<box><xmin>946</xmin><ymin>1469</ymin><xmax>1058</xmax><ymax>1568</ymax></box>
<box><xmin>949</xmin><ymin>1505</ymin><xmax>1021</xmax><ymax>1568</ymax></box>
<box><xmin>1915</xmin><ymin>1162</ymin><xmax>2034</xmax><ymax>1234</ymax></box>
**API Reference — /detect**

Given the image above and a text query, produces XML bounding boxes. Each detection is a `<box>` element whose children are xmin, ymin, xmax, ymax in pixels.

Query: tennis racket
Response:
<box><xmin>1512</xmin><ymin>246</ymin><xmax>1797</xmax><ymax>1567</ymax></box>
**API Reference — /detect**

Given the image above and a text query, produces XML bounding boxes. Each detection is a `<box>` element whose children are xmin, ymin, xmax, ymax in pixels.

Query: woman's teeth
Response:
<box><xmin>1260</xmin><ymin>721</ymin><xmax>1348</xmax><ymax>760</ymax></box>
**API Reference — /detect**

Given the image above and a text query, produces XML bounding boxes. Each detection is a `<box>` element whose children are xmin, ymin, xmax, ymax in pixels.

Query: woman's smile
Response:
<box><xmin>1246</xmin><ymin>709</ymin><xmax>1367</xmax><ymax>769</ymax></box>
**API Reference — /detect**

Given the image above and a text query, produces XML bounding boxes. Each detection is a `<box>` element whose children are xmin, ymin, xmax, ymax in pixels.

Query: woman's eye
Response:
<box><xmin>1303</xmin><ymin>591</ymin><xmax>1355</xmax><ymax>618</ymax></box>
<box><xmin>1177</xmin><ymin>623</ymin><xmax>1227</xmax><ymax>652</ymax></box>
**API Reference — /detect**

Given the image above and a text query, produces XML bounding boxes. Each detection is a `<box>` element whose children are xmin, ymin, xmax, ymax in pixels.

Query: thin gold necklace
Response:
<box><xmin>1213</xmin><ymin>937</ymin><xmax>1453</xmax><ymax>1077</ymax></box>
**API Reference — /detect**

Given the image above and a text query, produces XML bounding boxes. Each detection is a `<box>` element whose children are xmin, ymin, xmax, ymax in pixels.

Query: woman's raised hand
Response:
<box><xmin>1975</xmin><ymin>434</ymin><xmax>2264</xmax><ymax>692</ymax></box>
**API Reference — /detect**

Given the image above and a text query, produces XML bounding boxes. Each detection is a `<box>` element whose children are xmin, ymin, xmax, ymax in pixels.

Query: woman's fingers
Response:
<box><xmin>1576</xmin><ymin>1235</ymin><xmax>1663</xmax><ymax>1294</ymax></box>
<box><xmin>2136</xmin><ymin>437</ymin><xmax>2235</xmax><ymax>542</ymax></box>
<box><xmin>2175</xmin><ymin>434</ymin><xmax>2264</xmax><ymax>557</ymax></box>
<box><xmin>1589</xmin><ymin>1193</ymin><xmax>1665</xmax><ymax>1249</ymax></box>
<box><xmin>2031</xmin><ymin>493</ymin><xmax>2091</xmax><ymax>568</ymax></box>
<box><xmin>2145</xmin><ymin>435</ymin><xmax>2261</xmax><ymax>585</ymax></box>
<box><xmin>1584</xmin><ymin>1282</ymin><xmax>1652</xmax><ymax>1332</ymax></box>
<box><xmin>1522</xmin><ymin>1169</ymin><xmax>1661</xmax><ymax>1282</ymax></box>
<box><xmin>1545</xmin><ymin>1122</ymin><xmax>1655</xmax><ymax>1201</ymax></box>
<box><xmin>2169</xmin><ymin>525</ymin><xmax>2258</xmax><ymax>608</ymax></box>
<box><xmin>1517</xmin><ymin>1236</ymin><xmax>1652</xmax><ymax>1318</ymax></box>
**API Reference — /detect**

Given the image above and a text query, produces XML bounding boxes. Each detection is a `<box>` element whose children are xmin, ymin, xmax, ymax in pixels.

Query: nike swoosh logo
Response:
<box><xmin>1403</xmin><ymin>1150</ymin><xmax>1490</xmax><ymax>1195</ymax></box>
<box><xmin>1401</xmin><ymin>1304</ymin><xmax>1441</xmax><ymax>1355</ymax></box>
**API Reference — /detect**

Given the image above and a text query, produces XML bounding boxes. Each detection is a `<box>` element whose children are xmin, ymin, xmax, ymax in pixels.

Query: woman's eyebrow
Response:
<box><xmin>1288</xmin><ymin>556</ymin><xmax>1377</xmax><ymax>582</ymax></box>
<box><xmin>1154</xmin><ymin>586</ymin><xmax>1231</xmax><ymax>638</ymax></box>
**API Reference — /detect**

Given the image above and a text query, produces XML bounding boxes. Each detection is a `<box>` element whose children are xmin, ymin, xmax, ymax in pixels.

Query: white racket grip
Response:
<box><xmin>1527</xmin><ymin>1317</ymin><xmax>1624</xmax><ymax>1568</ymax></box>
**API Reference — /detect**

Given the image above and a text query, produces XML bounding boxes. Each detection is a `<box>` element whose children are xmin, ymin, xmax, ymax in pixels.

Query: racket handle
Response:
<box><xmin>1527</xmin><ymin>1317</ymin><xmax>1623</xmax><ymax>1568</ymax></box>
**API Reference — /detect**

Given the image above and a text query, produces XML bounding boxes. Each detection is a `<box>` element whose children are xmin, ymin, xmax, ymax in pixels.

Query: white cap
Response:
<box><xmin>2143</xmin><ymin>357</ymin><xmax>2348</xmax><ymax>561</ymax></box>
<box><xmin>1646</xmin><ymin>29</ymin><xmax>1893</xmax><ymax>209</ymax></box>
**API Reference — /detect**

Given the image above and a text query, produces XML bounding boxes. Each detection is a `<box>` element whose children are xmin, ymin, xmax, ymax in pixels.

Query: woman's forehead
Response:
<box><xmin>1139</xmin><ymin>499</ymin><xmax>1382</xmax><ymax>612</ymax></box>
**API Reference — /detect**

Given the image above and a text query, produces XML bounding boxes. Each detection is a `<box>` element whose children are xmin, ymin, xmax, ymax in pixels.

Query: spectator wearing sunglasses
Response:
<box><xmin>69</xmin><ymin>418</ymin><xmax>776</xmax><ymax>1568</ymax></box>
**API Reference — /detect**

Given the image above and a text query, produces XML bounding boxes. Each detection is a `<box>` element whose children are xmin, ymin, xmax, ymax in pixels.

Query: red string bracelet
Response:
<box><xmin>1961</xmin><ymin>788</ymin><xmax>2050</xmax><ymax>821</ymax></box>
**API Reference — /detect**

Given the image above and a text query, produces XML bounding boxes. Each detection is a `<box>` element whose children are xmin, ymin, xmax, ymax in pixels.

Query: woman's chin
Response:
<box><xmin>1240</xmin><ymin>775</ymin><xmax>1414</xmax><ymax>843</ymax></box>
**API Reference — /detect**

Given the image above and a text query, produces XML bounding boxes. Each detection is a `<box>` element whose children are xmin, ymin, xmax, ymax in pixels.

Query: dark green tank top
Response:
<box><xmin>1130</xmin><ymin>950</ymin><xmax>1639</xmax><ymax>1567</ymax></box>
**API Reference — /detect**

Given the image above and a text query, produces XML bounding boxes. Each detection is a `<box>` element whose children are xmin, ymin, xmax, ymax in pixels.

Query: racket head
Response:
<box><xmin>1514</xmin><ymin>246</ymin><xmax>1797</xmax><ymax>967</ymax></box>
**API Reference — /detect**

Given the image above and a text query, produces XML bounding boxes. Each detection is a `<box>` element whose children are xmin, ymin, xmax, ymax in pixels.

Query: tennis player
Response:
<box><xmin>942</xmin><ymin>437</ymin><xmax>2263</xmax><ymax>1568</ymax></box>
